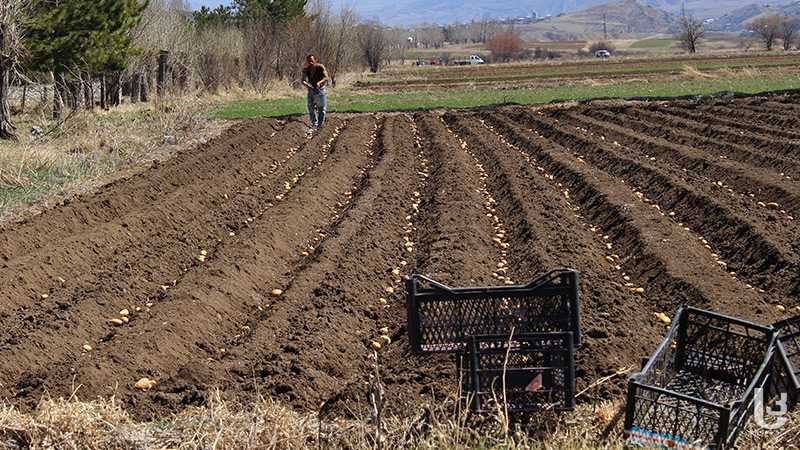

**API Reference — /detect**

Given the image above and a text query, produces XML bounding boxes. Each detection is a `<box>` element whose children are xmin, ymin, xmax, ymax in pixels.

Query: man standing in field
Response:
<box><xmin>302</xmin><ymin>54</ymin><xmax>330</xmax><ymax>130</ymax></box>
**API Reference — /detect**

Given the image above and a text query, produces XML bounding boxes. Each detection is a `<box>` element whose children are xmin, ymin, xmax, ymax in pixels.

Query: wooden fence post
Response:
<box><xmin>157</xmin><ymin>50</ymin><xmax>169</xmax><ymax>96</ymax></box>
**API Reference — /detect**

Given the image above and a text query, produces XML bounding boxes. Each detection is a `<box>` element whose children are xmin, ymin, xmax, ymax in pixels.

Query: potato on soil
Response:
<box><xmin>655</xmin><ymin>313</ymin><xmax>671</xmax><ymax>325</ymax></box>
<box><xmin>370</xmin><ymin>341</ymin><xmax>382</xmax><ymax>351</ymax></box>
<box><xmin>134</xmin><ymin>378</ymin><xmax>157</xmax><ymax>390</ymax></box>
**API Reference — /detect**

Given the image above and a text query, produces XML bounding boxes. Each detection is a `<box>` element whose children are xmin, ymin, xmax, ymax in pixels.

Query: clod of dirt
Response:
<box><xmin>134</xmin><ymin>378</ymin><xmax>157</xmax><ymax>391</ymax></box>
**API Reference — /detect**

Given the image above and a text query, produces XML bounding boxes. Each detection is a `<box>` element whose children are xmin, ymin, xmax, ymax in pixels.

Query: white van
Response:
<box><xmin>454</xmin><ymin>54</ymin><xmax>486</xmax><ymax>65</ymax></box>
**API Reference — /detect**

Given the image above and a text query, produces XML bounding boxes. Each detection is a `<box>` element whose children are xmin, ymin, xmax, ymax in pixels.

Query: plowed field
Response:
<box><xmin>1</xmin><ymin>93</ymin><xmax>798</xmax><ymax>422</ymax></box>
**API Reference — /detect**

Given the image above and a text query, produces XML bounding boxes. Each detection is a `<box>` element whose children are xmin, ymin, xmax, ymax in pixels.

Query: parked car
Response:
<box><xmin>594</xmin><ymin>50</ymin><xmax>612</xmax><ymax>58</ymax></box>
<box><xmin>453</xmin><ymin>54</ymin><xmax>485</xmax><ymax>65</ymax></box>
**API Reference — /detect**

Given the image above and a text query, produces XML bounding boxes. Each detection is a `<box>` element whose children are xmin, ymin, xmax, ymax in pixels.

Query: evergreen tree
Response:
<box><xmin>232</xmin><ymin>0</ymin><xmax>306</xmax><ymax>22</ymax></box>
<box><xmin>193</xmin><ymin>5</ymin><xmax>235</xmax><ymax>28</ymax></box>
<box><xmin>26</xmin><ymin>0</ymin><xmax>147</xmax><ymax>116</ymax></box>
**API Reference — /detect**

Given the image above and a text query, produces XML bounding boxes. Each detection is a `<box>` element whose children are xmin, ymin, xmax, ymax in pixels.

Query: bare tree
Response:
<box><xmin>329</xmin><ymin>5</ymin><xmax>357</xmax><ymax>83</ymax></box>
<box><xmin>779</xmin><ymin>15</ymin><xmax>800</xmax><ymax>51</ymax></box>
<box><xmin>358</xmin><ymin>22</ymin><xmax>386</xmax><ymax>73</ymax></box>
<box><xmin>487</xmin><ymin>32</ymin><xmax>525</xmax><ymax>62</ymax></box>
<box><xmin>677</xmin><ymin>15</ymin><xmax>705</xmax><ymax>54</ymax></box>
<box><xmin>747</xmin><ymin>15</ymin><xmax>782</xmax><ymax>51</ymax></box>
<box><xmin>0</xmin><ymin>0</ymin><xmax>28</xmax><ymax>140</ymax></box>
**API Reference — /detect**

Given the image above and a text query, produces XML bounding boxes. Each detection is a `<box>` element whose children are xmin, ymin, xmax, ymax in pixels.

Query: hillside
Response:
<box><xmin>333</xmin><ymin>0</ymin><xmax>765</xmax><ymax>25</ymax></box>
<box><xmin>518</xmin><ymin>0</ymin><xmax>679</xmax><ymax>40</ymax></box>
<box><xmin>708</xmin><ymin>1</ymin><xmax>800</xmax><ymax>31</ymax></box>
<box><xmin>189</xmin><ymin>0</ymin><xmax>789</xmax><ymax>26</ymax></box>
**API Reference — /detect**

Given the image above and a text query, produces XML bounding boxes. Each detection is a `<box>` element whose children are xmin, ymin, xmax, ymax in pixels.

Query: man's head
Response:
<box><xmin>306</xmin><ymin>54</ymin><xmax>317</xmax><ymax>67</ymax></box>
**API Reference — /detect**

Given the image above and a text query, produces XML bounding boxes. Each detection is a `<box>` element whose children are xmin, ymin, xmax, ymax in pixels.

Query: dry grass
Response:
<box><xmin>0</xmin><ymin>95</ymin><xmax>228</xmax><ymax>224</ymax></box>
<box><xmin>0</xmin><ymin>384</ymin><xmax>793</xmax><ymax>450</ymax></box>
<box><xmin>0</xmin><ymin>390</ymin><xmax>629</xmax><ymax>450</ymax></box>
<box><xmin>0</xmin><ymin>388</ymin><xmax>793</xmax><ymax>449</ymax></box>
<box><xmin>680</xmin><ymin>65</ymin><xmax>718</xmax><ymax>80</ymax></box>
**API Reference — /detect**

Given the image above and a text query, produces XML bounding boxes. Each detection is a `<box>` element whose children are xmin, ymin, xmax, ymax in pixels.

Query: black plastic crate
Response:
<box><xmin>773</xmin><ymin>314</ymin><xmax>800</xmax><ymax>406</ymax></box>
<box><xmin>460</xmin><ymin>332</ymin><xmax>576</xmax><ymax>413</ymax></box>
<box><xmin>405</xmin><ymin>269</ymin><xmax>581</xmax><ymax>353</ymax></box>
<box><xmin>624</xmin><ymin>307</ymin><xmax>776</xmax><ymax>449</ymax></box>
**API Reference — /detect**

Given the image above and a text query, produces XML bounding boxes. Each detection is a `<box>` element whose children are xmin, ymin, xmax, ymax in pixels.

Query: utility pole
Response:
<box><xmin>603</xmin><ymin>11</ymin><xmax>608</xmax><ymax>40</ymax></box>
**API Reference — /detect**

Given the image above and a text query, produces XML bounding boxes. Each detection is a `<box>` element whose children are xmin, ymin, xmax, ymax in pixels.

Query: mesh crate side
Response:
<box><xmin>725</xmin><ymin>348</ymin><xmax>776</xmax><ymax>448</ymax></box>
<box><xmin>464</xmin><ymin>333</ymin><xmax>575</xmax><ymax>413</ymax></box>
<box><xmin>776</xmin><ymin>315</ymin><xmax>800</xmax><ymax>403</ymax></box>
<box><xmin>409</xmin><ymin>273</ymin><xmax>580</xmax><ymax>353</ymax></box>
<box><xmin>774</xmin><ymin>342</ymin><xmax>800</xmax><ymax>407</ymax></box>
<box><xmin>625</xmin><ymin>382</ymin><xmax>727</xmax><ymax>448</ymax></box>
<box><xmin>679</xmin><ymin>312</ymin><xmax>773</xmax><ymax>391</ymax></box>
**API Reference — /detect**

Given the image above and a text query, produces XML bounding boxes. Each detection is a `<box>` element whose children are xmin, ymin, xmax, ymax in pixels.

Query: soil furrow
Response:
<box><xmin>653</xmin><ymin>104</ymin><xmax>800</xmax><ymax>149</ymax></box>
<box><xmin>660</xmin><ymin>102</ymin><xmax>800</xmax><ymax>141</ymax></box>
<box><xmin>0</xmin><ymin>120</ymin><xmax>286</xmax><ymax>258</ymax></box>
<box><xmin>482</xmin><ymin>112</ymin><xmax>780</xmax><ymax>321</ymax></box>
<box><xmin>627</xmin><ymin>107</ymin><xmax>800</xmax><ymax>173</ymax></box>
<box><xmin>566</xmin><ymin>109</ymin><xmax>800</xmax><ymax>213</ymax></box>
<box><xmin>503</xmin><ymin>108</ymin><xmax>800</xmax><ymax>299</ymax></box>
<box><xmin>700</xmin><ymin>104</ymin><xmax>800</xmax><ymax>129</ymax></box>
<box><xmin>197</xmin><ymin>115</ymin><xmax>438</xmax><ymax>417</ymax></box>
<box><xmin>445</xmin><ymin>112</ymin><xmax>664</xmax><ymax>399</ymax></box>
<box><xmin>544</xmin><ymin>109</ymin><xmax>800</xmax><ymax>253</ymax></box>
<box><xmin>0</xmin><ymin>118</ymin><xmax>371</xmax><ymax>415</ymax></box>
<box><xmin>0</xmin><ymin>121</ymin><xmax>341</xmax><ymax>359</ymax></box>
<box><xmin>0</xmin><ymin>121</ymin><xmax>315</xmax><ymax>312</ymax></box>
<box><xmin>374</xmin><ymin>113</ymin><xmax>510</xmax><ymax>413</ymax></box>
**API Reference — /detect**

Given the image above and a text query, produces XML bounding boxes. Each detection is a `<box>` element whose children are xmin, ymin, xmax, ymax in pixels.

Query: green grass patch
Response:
<box><xmin>630</xmin><ymin>38</ymin><xmax>676</xmax><ymax>49</ymax></box>
<box><xmin>0</xmin><ymin>168</ymin><xmax>81</xmax><ymax>215</ymax></box>
<box><xmin>358</xmin><ymin>59</ymin><xmax>800</xmax><ymax>87</ymax></box>
<box><xmin>216</xmin><ymin>75</ymin><xmax>800</xmax><ymax>119</ymax></box>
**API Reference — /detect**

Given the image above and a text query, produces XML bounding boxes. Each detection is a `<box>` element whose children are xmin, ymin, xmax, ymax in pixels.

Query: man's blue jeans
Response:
<box><xmin>307</xmin><ymin>89</ymin><xmax>327</xmax><ymax>128</ymax></box>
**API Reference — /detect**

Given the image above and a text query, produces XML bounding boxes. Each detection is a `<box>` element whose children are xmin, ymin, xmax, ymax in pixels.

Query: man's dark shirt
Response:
<box><xmin>303</xmin><ymin>64</ymin><xmax>329</xmax><ymax>89</ymax></box>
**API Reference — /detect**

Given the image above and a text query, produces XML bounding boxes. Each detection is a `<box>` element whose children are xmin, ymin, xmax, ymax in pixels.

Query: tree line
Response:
<box><xmin>678</xmin><ymin>13</ymin><xmax>799</xmax><ymax>54</ymax></box>
<box><xmin>0</xmin><ymin>0</ymin><xmax>404</xmax><ymax>141</ymax></box>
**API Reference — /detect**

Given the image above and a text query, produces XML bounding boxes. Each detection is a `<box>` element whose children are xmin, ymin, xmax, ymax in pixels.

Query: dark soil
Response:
<box><xmin>0</xmin><ymin>94</ymin><xmax>797</xmax><ymax>422</ymax></box>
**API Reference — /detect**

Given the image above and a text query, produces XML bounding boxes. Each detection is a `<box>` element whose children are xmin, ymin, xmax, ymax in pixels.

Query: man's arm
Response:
<box><xmin>316</xmin><ymin>65</ymin><xmax>330</xmax><ymax>89</ymax></box>
<box><xmin>301</xmin><ymin>68</ymin><xmax>313</xmax><ymax>89</ymax></box>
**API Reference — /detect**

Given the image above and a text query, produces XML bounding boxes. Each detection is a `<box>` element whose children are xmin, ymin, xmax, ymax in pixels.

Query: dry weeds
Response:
<box><xmin>0</xmin><ymin>387</ymin><xmax>792</xmax><ymax>449</ymax></box>
<box><xmin>0</xmin><ymin>96</ymin><xmax>228</xmax><ymax>224</ymax></box>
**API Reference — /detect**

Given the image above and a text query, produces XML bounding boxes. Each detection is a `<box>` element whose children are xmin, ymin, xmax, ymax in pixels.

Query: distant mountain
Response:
<box><xmin>519</xmin><ymin>0</ymin><xmax>679</xmax><ymax>40</ymax></box>
<box><xmin>707</xmin><ymin>1</ymin><xmax>800</xmax><ymax>31</ymax></box>
<box><xmin>338</xmin><ymin>0</ymin><xmax>779</xmax><ymax>25</ymax></box>
<box><xmin>342</xmin><ymin>0</ymin><xmax>621</xmax><ymax>26</ymax></box>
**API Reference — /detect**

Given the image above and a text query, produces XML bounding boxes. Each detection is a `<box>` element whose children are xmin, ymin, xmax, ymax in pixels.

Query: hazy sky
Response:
<box><xmin>188</xmin><ymin>0</ymin><xmax>228</xmax><ymax>9</ymax></box>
